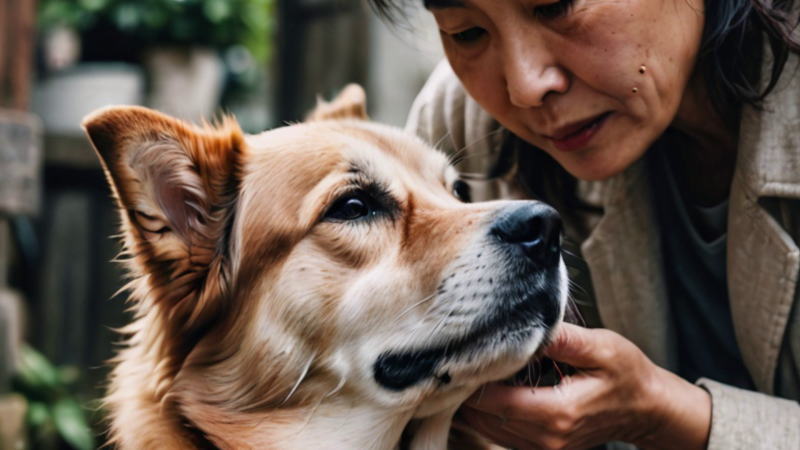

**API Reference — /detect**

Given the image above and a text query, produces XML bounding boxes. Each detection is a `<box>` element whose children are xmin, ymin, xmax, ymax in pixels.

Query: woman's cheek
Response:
<box><xmin>448</xmin><ymin>49</ymin><xmax>510</xmax><ymax>117</ymax></box>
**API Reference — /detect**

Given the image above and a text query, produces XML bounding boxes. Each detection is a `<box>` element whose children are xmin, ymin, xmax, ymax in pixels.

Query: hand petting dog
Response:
<box><xmin>460</xmin><ymin>323</ymin><xmax>712</xmax><ymax>450</ymax></box>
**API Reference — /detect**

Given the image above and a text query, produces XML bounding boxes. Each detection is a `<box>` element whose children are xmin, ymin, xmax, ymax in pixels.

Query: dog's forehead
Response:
<box><xmin>235</xmin><ymin>121</ymin><xmax>456</xmax><ymax>242</ymax></box>
<box><xmin>245</xmin><ymin>121</ymin><xmax>451</xmax><ymax>182</ymax></box>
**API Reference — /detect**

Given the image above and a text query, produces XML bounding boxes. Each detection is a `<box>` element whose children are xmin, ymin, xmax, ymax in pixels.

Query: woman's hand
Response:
<box><xmin>459</xmin><ymin>323</ymin><xmax>711</xmax><ymax>450</ymax></box>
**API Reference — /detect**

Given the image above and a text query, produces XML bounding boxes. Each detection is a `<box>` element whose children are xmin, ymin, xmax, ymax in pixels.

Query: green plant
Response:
<box><xmin>38</xmin><ymin>0</ymin><xmax>275</xmax><ymax>61</ymax></box>
<box><xmin>11</xmin><ymin>344</ymin><xmax>95</xmax><ymax>450</ymax></box>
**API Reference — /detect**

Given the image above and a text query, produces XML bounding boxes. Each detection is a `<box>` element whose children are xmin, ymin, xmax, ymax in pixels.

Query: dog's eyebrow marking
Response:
<box><xmin>424</xmin><ymin>0</ymin><xmax>466</xmax><ymax>9</ymax></box>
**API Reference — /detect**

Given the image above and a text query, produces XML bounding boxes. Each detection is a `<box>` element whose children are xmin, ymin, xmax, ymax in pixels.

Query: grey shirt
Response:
<box><xmin>649</xmin><ymin>139</ymin><xmax>755</xmax><ymax>389</ymax></box>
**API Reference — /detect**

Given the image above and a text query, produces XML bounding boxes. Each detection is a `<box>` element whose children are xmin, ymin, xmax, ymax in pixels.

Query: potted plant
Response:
<box><xmin>38</xmin><ymin>0</ymin><xmax>274</xmax><ymax>122</ymax></box>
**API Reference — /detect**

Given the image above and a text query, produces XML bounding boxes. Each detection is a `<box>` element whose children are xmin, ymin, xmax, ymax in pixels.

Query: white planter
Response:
<box><xmin>144</xmin><ymin>47</ymin><xmax>224</xmax><ymax>123</ymax></box>
<box><xmin>32</xmin><ymin>63</ymin><xmax>144</xmax><ymax>135</ymax></box>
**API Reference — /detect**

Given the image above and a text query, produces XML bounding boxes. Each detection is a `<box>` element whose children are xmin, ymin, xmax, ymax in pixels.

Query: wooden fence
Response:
<box><xmin>0</xmin><ymin>0</ymin><xmax>39</xmax><ymax>448</ymax></box>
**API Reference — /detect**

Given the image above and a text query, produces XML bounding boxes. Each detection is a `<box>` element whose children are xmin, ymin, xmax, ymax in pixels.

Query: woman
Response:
<box><xmin>368</xmin><ymin>0</ymin><xmax>800</xmax><ymax>448</ymax></box>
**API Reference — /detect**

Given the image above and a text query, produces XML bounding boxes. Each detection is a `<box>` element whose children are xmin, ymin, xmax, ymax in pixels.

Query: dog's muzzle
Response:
<box><xmin>373</xmin><ymin>201</ymin><xmax>565</xmax><ymax>392</ymax></box>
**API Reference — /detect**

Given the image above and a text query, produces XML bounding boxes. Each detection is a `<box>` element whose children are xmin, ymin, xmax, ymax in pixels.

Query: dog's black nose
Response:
<box><xmin>491</xmin><ymin>203</ymin><xmax>562</xmax><ymax>267</ymax></box>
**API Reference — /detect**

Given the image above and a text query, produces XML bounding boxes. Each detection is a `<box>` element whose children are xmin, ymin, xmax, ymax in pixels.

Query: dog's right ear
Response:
<box><xmin>306</xmin><ymin>84</ymin><xmax>368</xmax><ymax>121</ymax></box>
<box><xmin>83</xmin><ymin>106</ymin><xmax>245</xmax><ymax>329</ymax></box>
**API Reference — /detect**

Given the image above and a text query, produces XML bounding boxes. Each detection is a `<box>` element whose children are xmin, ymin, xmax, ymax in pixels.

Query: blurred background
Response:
<box><xmin>0</xmin><ymin>0</ymin><xmax>442</xmax><ymax>448</ymax></box>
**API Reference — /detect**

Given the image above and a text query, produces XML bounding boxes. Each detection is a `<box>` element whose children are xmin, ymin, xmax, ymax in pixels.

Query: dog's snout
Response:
<box><xmin>491</xmin><ymin>203</ymin><xmax>562</xmax><ymax>266</ymax></box>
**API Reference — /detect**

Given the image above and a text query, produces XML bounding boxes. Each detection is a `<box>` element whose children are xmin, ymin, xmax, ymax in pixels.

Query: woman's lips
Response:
<box><xmin>548</xmin><ymin>113</ymin><xmax>611</xmax><ymax>152</ymax></box>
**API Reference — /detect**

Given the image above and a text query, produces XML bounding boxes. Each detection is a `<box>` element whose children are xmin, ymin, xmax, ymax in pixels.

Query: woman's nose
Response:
<box><xmin>504</xmin><ymin>38</ymin><xmax>569</xmax><ymax>108</ymax></box>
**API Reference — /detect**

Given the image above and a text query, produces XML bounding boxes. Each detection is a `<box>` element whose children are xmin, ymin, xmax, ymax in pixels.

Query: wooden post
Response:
<box><xmin>0</xmin><ymin>3</ymin><xmax>37</xmax><ymax>446</ymax></box>
<box><xmin>275</xmin><ymin>0</ymin><xmax>367</xmax><ymax>122</ymax></box>
<box><xmin>0</xmin><ymin>0</ymin><xmax>7</xmax><ymax>104</ymax></box>
<box><xmin>9</xmin><ymin>0</ymin><xmax>36</xmax><ymax>110</ymax></box>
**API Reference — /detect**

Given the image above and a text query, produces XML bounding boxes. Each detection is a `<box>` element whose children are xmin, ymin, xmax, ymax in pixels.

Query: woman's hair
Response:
<box><xmin>369</xmin><ymin>0</ymin><xmax>800</xmax><ymax>222</ymax></box>
<box><xmin>703</xmin><ymin>0</ymin><xmax>800</xmax><ymax>126</ymax></box>
<box><xmin>370</xmin><ymin>0</ymin><xmax>800</xmax><ymax>122</ymax></box>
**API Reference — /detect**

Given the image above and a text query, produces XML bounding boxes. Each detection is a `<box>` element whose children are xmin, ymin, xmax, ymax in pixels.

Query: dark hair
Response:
<box><xmin>702</xmin><ymin>0</ymin><xmax>800</xmax><ymax>126</ymax></box>
<box><xmin>369</xmin><ymin>1</ymin><xmax>800</xmax><ymax>120</ymax></box>
<box><xmin>368</xmin><ymin>0</ymin><xmax>800</xmax><ymax>226</ymax></box>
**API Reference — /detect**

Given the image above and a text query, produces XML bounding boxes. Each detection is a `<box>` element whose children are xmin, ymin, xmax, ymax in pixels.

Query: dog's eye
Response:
<box><xmin>325</xmin><ymin>194</ymin><xmax>375</xmax><ymax>221</ymax></box>
<box><xmin>452</xmin><ymin>180</ymin><xmax>472</xmax><ymax>203</ymax></box>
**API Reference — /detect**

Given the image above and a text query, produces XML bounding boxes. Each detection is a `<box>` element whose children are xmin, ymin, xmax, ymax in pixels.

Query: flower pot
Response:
<box><xmin>32</xmin><ymin>63</ymin><xmax>144</xmax><ymax>135</ymax></box>
<box><xmin>144</xmin><ymin>46</ymin><xmax>224</xmax><ymax>123</ymax></box>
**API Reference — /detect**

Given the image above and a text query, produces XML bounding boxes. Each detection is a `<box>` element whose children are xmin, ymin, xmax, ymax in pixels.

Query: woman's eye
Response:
<box><xmin>534</xmin><ymin>0</ymin><xmax>575</xmax><ymax>20</ymax></box>
<box><xmin>450</xmin><ymin>27</ymin><xmax>486</xmax><ymax>43</ymax></box>
<box><xmin>325</xmin><ymin>194</ymin><xmax>375</xmax><ymax>221</ymax></box>
<box><xmin>452</xmin><ymin>180</ymin><xmax>472</xmax><ymax>203</ymax></box>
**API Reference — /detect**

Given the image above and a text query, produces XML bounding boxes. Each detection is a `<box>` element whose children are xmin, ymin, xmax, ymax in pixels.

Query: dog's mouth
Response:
<box><xmin>372</xmin><ymin>273</ymin><xmax>562</xmax><ymax>392</ymax></box>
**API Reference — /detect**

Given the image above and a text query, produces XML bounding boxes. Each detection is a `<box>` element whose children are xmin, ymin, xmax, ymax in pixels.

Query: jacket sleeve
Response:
<box><xmin>697</xmin><ymin>378</ymin><xmax>800</xmax><ymax>449</ymax></box>
<box><xmin>405</xmin><ymin>60</ymin><xmax>497</xmax><ymax>155</ymax></box>
<box><xmin>405</xmin><ymin>60</ymin><xmax>525</xmax><ymax>202</ymax></box>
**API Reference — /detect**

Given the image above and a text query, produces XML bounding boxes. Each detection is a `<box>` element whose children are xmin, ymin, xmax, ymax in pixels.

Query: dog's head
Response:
<box><xmin>85</xmin><ymin>85</ymin><xmax>566</xmax><ymax>443</ymax></box>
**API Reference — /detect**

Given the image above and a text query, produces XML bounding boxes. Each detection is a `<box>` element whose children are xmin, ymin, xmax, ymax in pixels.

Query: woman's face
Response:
<box><xmin>427</xmin><ymin>0</ymin><xmax>705</xmax><ymax>181</ymax></box>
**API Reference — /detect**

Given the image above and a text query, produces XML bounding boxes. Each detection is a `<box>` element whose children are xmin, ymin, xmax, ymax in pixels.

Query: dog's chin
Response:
<box><xmin>407</xmin><ymin>323</ymin><xmax>554</xmax><ymax>419</ymax></box>
<box><xmin>373</xmin><ymin>285</ymin><xmax>563</xmax><ymax>395</ymax></box>
<box><xmin>436</xmin><ymin>318</ymin><xmax>556</xmax><ymax>385</ymax></box>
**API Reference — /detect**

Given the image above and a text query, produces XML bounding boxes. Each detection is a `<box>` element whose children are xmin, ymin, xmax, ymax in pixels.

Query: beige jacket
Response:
<box><xmin>406</xmin><ymin>60</ymin><xmax>800</xmax><ymax>449</ymax></box>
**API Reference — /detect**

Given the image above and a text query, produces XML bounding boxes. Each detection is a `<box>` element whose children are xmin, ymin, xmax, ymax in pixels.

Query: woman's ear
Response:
<box><xmin>306</xmin><ymin>84</ymin><xmax>368</xmax><ymax>121</ymax></box>
<box><xmin>83</xmin><ymin>106</ymin><xmax>246</xmax><ymax>328</ymax></box>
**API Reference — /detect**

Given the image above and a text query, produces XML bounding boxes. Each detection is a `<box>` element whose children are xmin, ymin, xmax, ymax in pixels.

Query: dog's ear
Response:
<box><xmin>306</xmin><ymin>84</ymin><xmax>368</xmax><ymax>121</ymax></box>
<box><xmin>83</xmin><ymin>106</ymin><xmax>245</xmax><ymax>328</ymax></box>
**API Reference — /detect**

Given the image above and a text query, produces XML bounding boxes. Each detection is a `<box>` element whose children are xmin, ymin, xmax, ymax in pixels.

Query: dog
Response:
<box><xmin>83</xmin><ymin>85</ymin><xmax>567</xmax><ymax>449</ymax></box>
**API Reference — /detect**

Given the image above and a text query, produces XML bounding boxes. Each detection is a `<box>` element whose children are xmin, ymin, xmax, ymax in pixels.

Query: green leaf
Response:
<box><xmin>26</xmin><ymin>401</ymin><xmax>51</xmax><ymax>428</ymax></box>
<box><xmin>15</xmin><ymin>345</ymin><xmax>61</xmax><ymax>394</ymax></box>
<box><xmin>78</xmin><ymin>0</ymin><xmax>109</xmax><ymax>12</ymax></box>
<box><xmin>203</xmin><ymin>0</ymin><xmax>232</xmax><ymax>23</ymax></box>
<box><xmin>112</xmin><ymin>3</ymin><xmax>142</xmax><ymax>31</ymax></box>
<box><xmin>52</xmin><ymin>398</ymin><xmax>95</xmax><ymax>450</ymax></box>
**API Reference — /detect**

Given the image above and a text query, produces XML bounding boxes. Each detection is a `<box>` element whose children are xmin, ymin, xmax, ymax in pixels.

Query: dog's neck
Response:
<box><xmin>190</xmin><ymin>397</ymin><xmax>414</xmax><ymax>449</ymax></box>
<box><xmin>186</xmin><ymin>393</ymin><xmax>464</xmax><ymax>450</ymax></box>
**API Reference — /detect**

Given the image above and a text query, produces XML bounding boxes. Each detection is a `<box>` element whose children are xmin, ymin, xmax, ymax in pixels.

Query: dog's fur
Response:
<box><xmin>83</xmin><ymin>85</ymin><xmax>567</xmax><ymax>450</ymax></box>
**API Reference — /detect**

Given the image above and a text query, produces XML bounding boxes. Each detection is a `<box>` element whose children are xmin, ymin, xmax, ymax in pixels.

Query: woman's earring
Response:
<box><xmin>639</xmin><ymin>65</ymin><xmax>647</xmax><ymax>74</ymax></box>
<box><xmin>632</xmin><ymin>87</ymin><xmax>639</xmax><ymax>94</ymax></box>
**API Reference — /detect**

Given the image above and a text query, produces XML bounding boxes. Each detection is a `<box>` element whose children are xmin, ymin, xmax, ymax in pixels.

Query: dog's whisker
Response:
<box><xmin>450</xmin><ymin>148</ymin><xmax>503</xmax><ymax>168</ymax></box>
<box><xmin>474</xmin><ymin>383</ymin><xmax>489</xmax><ymax>405</ymax></box>
<box><xmin>567</xmin><ymin>278</ymin><xmax>588</xmax><ymax>296</ymax></box>
<box><xmin>526</xmin><ymin>360</ymin><xmax>535</xmax><ymax>392</ymax></box>
<box><xmin>450</xmin><ymin>150</ymin><xmax>488</xmax><ymax>169</ymax></box>
<box><xmin>552</xmin><ymin>359</ymin><xmax>566</xmax><ymax>384</ymax></box>
<box><xmin>281</xmin><ymin>353</ymin><xmax>316</xmax><ymax>407</ymax></box>
<box><xmin>563</xmin><ymin>297</ymin><xmax>588</xmax><ymax>327</ymax></box>
<box><xmin>297</xmin><ymin>393</ymin><xmax>327</xmax><ymax>437</ymax></box>
<box><xmin>325</xmin><ymin>374</ymin><xmax>347</xmax><ymax>399</ymax></box>
<box><xmin>428</xmin><ymin>293</ymin><xmax>463</xmax><ymax>339</ymax></box>
<box><xmin>432</xmin><ymin>130</ymin><xmax>452</xmax><ymax>151</ymax></box>
<box><xmin>446</xmin><ymin>128</ymin><xmax>505</xmax><ymax>168</ymax></box>
<box><xmin>395</xmin><ymin>292</ymin><xmax>437</xmax><ymax>320</ymax></box>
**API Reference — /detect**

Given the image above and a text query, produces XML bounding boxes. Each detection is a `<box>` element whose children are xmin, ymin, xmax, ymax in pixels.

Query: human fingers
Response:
<box><xmin>465</xmin><ymin>376</ymin><xmax>604</xmax><ymax>421</ymax></box>
<box><xmin>462</xmin><ymin>406</ymin><xmax>602</xmax><ymax>450</ymax></box>
<box><xmin>543</xmin><ymin>323</ymin><xmax>628</xmax><ymax>369</ymax></box>
<box><xmin>459</xmin><ymin>406</ymin><xmax>539</xmax><ymax>450</ymax></box>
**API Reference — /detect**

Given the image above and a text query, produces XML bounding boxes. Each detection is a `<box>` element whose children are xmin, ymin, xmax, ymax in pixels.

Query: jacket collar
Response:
<box><xmin>579</xmin><ymin>160</ymin><xmax>678</xmax><ymax>370</ymax></box>
<box><xmin>726</xmin><ymin>53</ymin><xmax>800</xmax><ymax>393</ymax></box>
<box><xmin>581</xmin><ymin>53</ymin><xmax>800</xmax><ymax>391</ymax></box>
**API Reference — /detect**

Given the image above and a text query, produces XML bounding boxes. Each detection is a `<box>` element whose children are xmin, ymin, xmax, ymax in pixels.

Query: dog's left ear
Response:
<box><xmin>83</xmin><ymin>106</ymin><xmax>245</xmax><ymax>330</ymax></box>
<box><xmin>306</xmin><ymin>84</ymin><xmax>368</xmax><ymax>121</ymax></box>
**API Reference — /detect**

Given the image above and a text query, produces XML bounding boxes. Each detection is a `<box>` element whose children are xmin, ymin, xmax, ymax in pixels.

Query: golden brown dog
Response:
<box><xmin>83</xmin><ymin>85</ymin><xmax>566</xmax><ymax>449</ymax></box>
